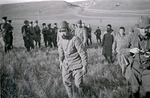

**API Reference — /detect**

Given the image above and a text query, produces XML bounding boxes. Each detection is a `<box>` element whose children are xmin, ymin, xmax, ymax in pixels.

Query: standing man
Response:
<box><xmin>1</xmin><ymin>17</ymin><xmax>13</xmax><ymax>52</ymax></box>
<box><xmin>120</xmin><ymin>16</ymin><xmax>150</xmax><ymax>98</ymax></box>
<box><xmin>71</xmin><ymin>24</ymin><xmax>76</xmax><ymax>35</ymax></box>
<box><xmin>94</xmin><ymin>26</ymin><xmax>101</xmax><ymax>44</ymax></box>
<box><xmin>102</xmin><ymin>24</ymin><xmax>114</xmax><ymax>63</ymax></box>
<box><xmin>42</xmin><ymin>23</ymin><xmax>48</xmax><ymax>47</ymax></box>
<box><xmin>113</xmin><ymin>27</ymin><xmax>128</xmax><ymax>74</ymax></box>
<box><xmin>21</xmin><ymin>20</ymin><xmax>31</xmax><ymax>51</ymax></box>
<box><xmin>34</xmin><ymin>20</ymin><xmax>41</xmax><ymax>48</ymax></box>
<box><xmin>47</xmin><ymin>23</ymin><xmax>53</xmax><ymax>47</ymax></box>
<box><xmin>75</xmin><ymin>20</ymin><xmax>87</xmax><ymax>47</ymax></box>
<box><xmin>7</xmin><ymin>20</ymin><xmax>14</xmax><ymax>49</ymax></box>
<box><xmin>87</xmin><ymin>24</ymin><xmax>92</xmax><ymax>46</ymax></box>
<box><xmin>28</xmin><ymin>21</ymin><xmax>35</xmax><ymax>49</ymax></box>
<box><xmin>53</xmin><ymin>23</ymin><xmax>58</xmax><ymax>47</ymax></box>
<box><xmin>58</xmin><ymin>21</ymin><xmax>87</xmax><ymax>98</ymax></box>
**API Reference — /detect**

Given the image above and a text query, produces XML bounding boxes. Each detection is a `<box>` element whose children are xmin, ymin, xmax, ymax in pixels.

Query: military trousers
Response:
<box><xmin>62</xmin><ymin>66</ymin><xmax>84</xmax><ymax>98</ymax></box>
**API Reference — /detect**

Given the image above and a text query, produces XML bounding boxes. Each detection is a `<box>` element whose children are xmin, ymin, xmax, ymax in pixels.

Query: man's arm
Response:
<box><xmin>75</xmin><ymin>37</ymin><xmax>88</xmax><ymax>68</ymax></box>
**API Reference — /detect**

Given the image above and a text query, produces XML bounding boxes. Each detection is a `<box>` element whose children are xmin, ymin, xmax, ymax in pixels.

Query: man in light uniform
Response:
<box><xmin>120</xmin><ymin>16</ymin><xmax>150</xmax><ymax>98</ymax></box>
<box><xmin>75</xmin><ymin>20</ymin><xmax>87</xmax><ymax>46</ymax></box>
<box><xmin>58</xmin><ymin>21</ymin><xmax>87</xmax><ymax>98</ymax></box>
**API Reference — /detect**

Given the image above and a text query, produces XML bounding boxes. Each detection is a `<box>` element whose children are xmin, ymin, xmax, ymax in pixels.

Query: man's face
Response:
<box><xmin>54</xmin><ymin>25</ymin><xmax>57</xmax><ymax>27</ymax></box>
<box><xmin>119</xmin><ymin>29</ymin><xmax>125</xmax><ymax>36</ymax></box>
<box><xmin>34</xmin><ymin>23</ymin><xmax>38</xmax><ymax>26</ymax></box>
<box><xmin>138</xmin><ymin>27</ymin><xmax>150</xmax><ymax>36</ymax></box>
<box><xmin>88</xmin><ymin>24</ymin><xmax>90</xmax><ymax>28</ymax></box>
<box><xmin>59</xmin><ymin>28</ymin><xmax>69</xmax><ymax>39</ymax></box>
<box><xmin>82</xmin><ymin>23</ymin><xmax>85</xmax><ymax>27</ymax></box>
<box><xmin>77</xmin><ymin>24</ymin><xmax>81</xmax><ymax>28</ymax></box>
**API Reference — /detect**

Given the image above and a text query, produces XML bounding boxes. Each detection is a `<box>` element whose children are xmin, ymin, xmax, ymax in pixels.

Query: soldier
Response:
<box><xmin>28</xmin><ymin>21</ymin><xmax>35</xmax><ymax>49</ymax></box>
<box><xmin>1</xmin><ymin>17</ymin><xmax>13</xmax><ymax>53</ymax></box>
<box><xmin>21</xmin><ymin>20</ymin><xmax>31</xmax><ymax>51</ymax></box>
<box><xmin>104</xmin><ymin>24</ymin><xmax>115</xmax><ymax>36</ymax></box>
<box><xmin>120</xmin><ymin>16</ymin><xmax>150</xmax><ymax>98</ymax></box>
<box><xmin>58</xmin><ymin>21</ymin><xmax>87</xmax><ymax>98</ymax></box>
<box><xmin>7</xmin><ymin>20</ymin><xmax>14</xmax><ymax>49</ymax></box>
<box><xmin>47</xmin><ymin>23</ymin><xmax>53</xmax><ymax>47</ymax></box>
<box><xmin>113</xmin><ymin>27</ymin><xmax>128</xmax><ymax>74</ymax></box>
<box><xmin>53</xmin><ymin>23</ymin><xmax>58</xmax><ymax>47</ymax></box>
<box><xmin>34</xmin><ymin>20</ymin><xmax>41</xmax><ymax>48</ymax></box>
<box><xmin>42</xmin><ymin>23</ymin><xmax>48</xmax><ymax>47</ymax></box>
<box><xmin>86</xmin><ymin>24</ymin><xmax>92</xmax><ymax>46</ymax></box>
<box><xmin>75</xmin><ymin>20</ymin><xmax>87</xmax><ymax>47</ymax></box>
<box><xmin>94</xmin><ymin>26</ymin><xmax>101</xmax><ymax>44</ymax></box>
<box><xmin>102</xmin><ymin>24</ymin><xmax>114</xmax><ymax>63</ymax></box>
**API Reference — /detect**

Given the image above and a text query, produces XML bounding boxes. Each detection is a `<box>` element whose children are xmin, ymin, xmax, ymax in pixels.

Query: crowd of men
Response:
<box><xmin>0</xmin><ymin>15</ymin><xmax>150</xmax><ymax>98</ymax></box>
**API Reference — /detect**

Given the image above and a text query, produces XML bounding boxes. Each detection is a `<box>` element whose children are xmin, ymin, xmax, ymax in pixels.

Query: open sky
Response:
<box><xmin>0</xmin><ymin>0</ymin><xmax>88</xmax><ymax>4</ymax></box>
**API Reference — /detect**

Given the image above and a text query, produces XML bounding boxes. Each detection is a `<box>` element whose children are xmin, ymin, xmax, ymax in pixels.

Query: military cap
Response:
<box><xmin>35</xmin><ymin>20</ymin><xmax>38</xmax><ymax>23</ymax></box>
<box><xmin>8</xmin><ymin>20</ymin><xmax>12</xmax><ymax>23</ymax></box>
<box><xmin>136</xmin><ymin>16</ymin><xmax>150</xmax><ymax>28</ymax></box>
<box><xmin>30</xmin><ymin>21</ymin><xmax>33</xmax><ymax>24</ymax></box>
<box><xmin>24</xmin><ymin>20</ymin><xmax>29</xmax><ymax>25</ymax></box>
<box><xmin>76</xmin><ymin>20</ymin><xmax>82</xmax><ymax>24</ymax></box>
<box><xmin>59</xmin><ymin>21</ymin><xmax>68</xmax><ymax>29</ymax></box>
<box><xmin>42</xmin><ymin>23</ymin><xmax>46</xmax><ymax>26</ymax></box>
<box><xmin>2</xmin><ymin>17</ymin><xmax>7</xmax><ymax>21</ymax></box>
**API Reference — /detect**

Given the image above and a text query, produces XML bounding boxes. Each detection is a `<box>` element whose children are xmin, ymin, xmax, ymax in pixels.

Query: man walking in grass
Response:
<box><xmin>58</xmin><ymin>21</ymin><xmax>87</xmax><ymax>98</ymax></box>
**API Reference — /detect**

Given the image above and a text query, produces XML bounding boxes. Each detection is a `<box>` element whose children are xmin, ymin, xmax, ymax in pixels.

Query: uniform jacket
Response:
<box><xmin>58</xmin><ymin>35</ymin><xmax>87</xmax><ymax>71</ymax></box>
<box><xmin>102</xmin><ymin>32</ymin><xmax>114</xmax><ymax>56</ymax></box>
<box><xmin>21</xmin><ymin>25</ymin><xmax>30</xmax><ymax>38</ymax></box>
<box><xmin>42</xmin><ymin>27</ymin><xmax>47</xmax><ymax>35</ymax></box>
<box><xmin>34</xmin><ymin>25</ymin><xmax>41</xmax><ymax>35</ymax></box>
<box><xmin>75</xmin><ymin>27</ymin><xmax>87</xmax><ymax>44</ymax></box>
<box><xmin>87</xmin><ymin>27</ymin><xmax>92</xmax><ymax>37</ymax></box>
<box><xmin>94</xmin><ymin>29</ymin><xmax>101</xmax><ymax>38</ymax></box>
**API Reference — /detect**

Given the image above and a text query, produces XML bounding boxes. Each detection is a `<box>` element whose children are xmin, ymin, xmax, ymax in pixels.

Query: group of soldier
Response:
<box><xmin>1</xmin><ymin>15</ymin><xmax>150</xmax><ymax>98</ymax></box>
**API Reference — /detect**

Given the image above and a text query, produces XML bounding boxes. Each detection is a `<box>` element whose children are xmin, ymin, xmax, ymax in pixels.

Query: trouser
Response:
<box><xmin>35</xmin><ymin>35</ymin><xmax>41</xmax><ymax>48</ymax></box>
<box><xmin>48</xmin><ymin>37</ymin><xmax>52</xmax><ymax>47</ymax></box>
<box><xmin>43</xmin><ymin>34</ymin><xmax>48</xmax><ymax>47</ymax></box>
<box><xmin>87</xmin><ymin>36</ymin><xmax>92</xmax><ymax>46</ymax></box>
<box><xmin>10</xmin><ymin>33</ymin><xmax>13</xmax><ymax>49</ymax></box>
<box><xmin>125</xmin><ymin>62</ymin><xmax>150</xmax><ymax>98</ymax></box>
<box><xmin>3</xmin><ymin>35</ymin><xmax>11</xmax><ymax>53</ymax></box>
<box><xmin>62</xmin><ymin>67</ymin><xmax>84</xmax><ymax>98</ymax></box>
<box><xmin>96</xmin><ymin>36</ymin><xmax>101</xmax><ymax>44</ymax></box>
<box><xmin>23</xmin><ymin>36</ymin><xmax>34</xmax><ymax>51</ymax></box>
<box><xmin>103</xmin><ymin>54</ymin><xmax>113</xmax><ymax>63</ymax></box>
<box><xmin>52</xmin><ymin>36</ymin><xmax>57</xmax><ymax>47</ymax></box>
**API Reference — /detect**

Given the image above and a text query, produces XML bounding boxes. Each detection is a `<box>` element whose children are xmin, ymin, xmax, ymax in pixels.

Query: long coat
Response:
<box><xmin>102</xmin><ymin>32</ymin><xmax>114</xmax><ymax>56</ymax></box>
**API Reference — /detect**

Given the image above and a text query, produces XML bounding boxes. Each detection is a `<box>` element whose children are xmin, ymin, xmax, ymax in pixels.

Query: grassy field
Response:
<box><xmin>0</xmin><ymin>0</ymin><xmax>150</xmax><ymax>98</ymax></box>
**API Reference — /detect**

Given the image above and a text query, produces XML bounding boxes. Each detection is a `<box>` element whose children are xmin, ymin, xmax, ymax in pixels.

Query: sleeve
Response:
<box><xmin>112</xmin><ymin>36</ymin><xmax>117</xmax><ymax>51</ymax></box>
<box><xmin>58</xmin><ymin>43</ymin><xmax>65</xmax><ymax>63</ymax></box>
<box><xmin>83</xmin><ymin>29</ymin><xmax>88</xmax><ymax>44</ymax></box>
<box><xmin>75</xmin><ymin>37</ymin><xmax>88</xmax><ymax>67</ymax></box>
<box><xmin>119</xmin><ymin>35</ymin><xmax>132</xmax><ymax>56</ymax></box>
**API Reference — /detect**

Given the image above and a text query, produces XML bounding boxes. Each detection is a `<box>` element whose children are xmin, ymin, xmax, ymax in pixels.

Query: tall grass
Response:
<box><xmin>0</xmin><ymin>46</ymin><xmax>129</xmax><ymax>98</ymax></box>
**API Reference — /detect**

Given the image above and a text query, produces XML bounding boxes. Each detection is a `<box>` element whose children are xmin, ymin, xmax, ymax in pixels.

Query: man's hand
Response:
<box><xmin>82</xmin><ymin>66</ymin><xmax>87</xmax><ymax>75</ymax></box>
<box><xmin>130</xmin><ymin>48</ymin><xmax>140</xmax><ymax>54</ymax></box>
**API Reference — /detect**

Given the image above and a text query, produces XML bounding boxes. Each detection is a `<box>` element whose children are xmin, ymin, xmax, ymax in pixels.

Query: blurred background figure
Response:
<box><xmin>94</xmin><ymin>26</ymin><xmax>101</xmax><ymax>44</ymax></box>
<box><xmin>87</xmin><ymin>24</ymin><xmax>92</xmax><ymax>46</ymax></box>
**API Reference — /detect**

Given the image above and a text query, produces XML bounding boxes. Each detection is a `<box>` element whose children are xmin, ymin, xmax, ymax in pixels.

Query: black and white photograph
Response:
<box><xmin>0</xmin><ymin>0</ymin><xmax>150</xmax><ymax>98</ymax></box>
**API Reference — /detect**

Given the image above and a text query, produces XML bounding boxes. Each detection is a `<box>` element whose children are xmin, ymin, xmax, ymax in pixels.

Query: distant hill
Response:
<box><xmin>88</xmin><ymin>0</ymin><xmax>150</xmax><ymax>10</ymax></box>
<box><xmin>0</xmin><ymin>1</ymin><xmax>78</xmax><ymax>18</ymax></box>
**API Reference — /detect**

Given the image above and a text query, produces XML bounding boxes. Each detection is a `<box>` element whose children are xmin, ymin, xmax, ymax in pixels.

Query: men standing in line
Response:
<box><xmin>53</xmin><ymin>23</ymin><xmax>58</xmax><ymax>47</ymax></box>
<box><xmin>102</xmin><ymin>24</ymin><xmax>114</xmax><ymax>63</ymax></box>
<box><xmin>58</xmin><ymin>21</ymin><xmax>87</xmax><ymax>98</ymax></box>
<box><xmin>47</xmin><ymin>23</ymin><xmax>53</xmax><ymax>48</ymax></box>
<box><xmin>94</xmin><ymin>26</ymin><xmax>101</xmax><ymax>44</ymax></box>
<box><xmin>75</xmin><ymin>20</ymin><xmax>87</xmax><ymax>47</ymax></box>
<box><xmin>34</xmin><ymin>20</ymin><xmax>41</xmax><ymax>48</ymax></box>
<box><xmin>1</xmin><ymin>17</ymin><xmax>13</xmax><ymax>53</ymax></box>
<box><xmin>7</xmin><ymin>20</ymin><xmax>14</xmax><ymax>49</ymax></box>
<box><xmin>120</xmin><ymin>16</ymin><xmax>150</xmax><ymax>98</ymax></box>
<box><xmin>42</xmin><ymin>23</ymin><xmax>48</xmax><ymax>47</ymax></box>
<box><xmin>87</xmin><ymin>24</ymin><xmax>92</xmax><ymax>46</ymax></box>
<box><xmin>113</xmin><ymin>27</ymin><xmax>128</xmax><ymax>74</ymax></box>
